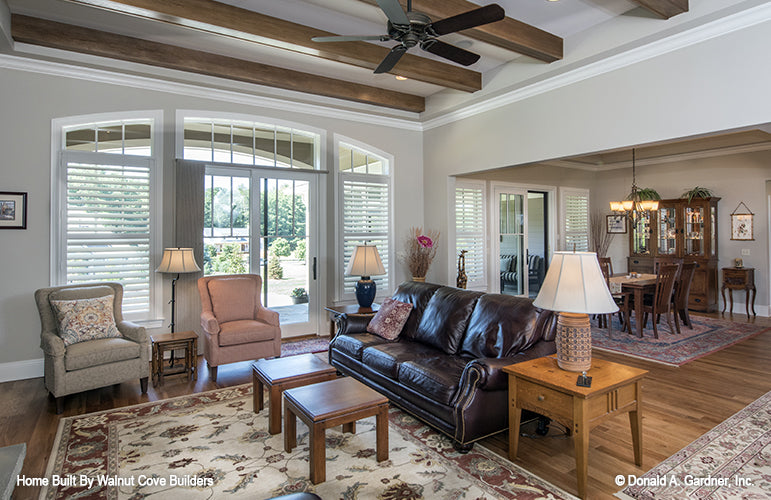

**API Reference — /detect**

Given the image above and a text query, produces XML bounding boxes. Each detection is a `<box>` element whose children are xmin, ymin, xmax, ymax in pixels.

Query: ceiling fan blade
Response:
<box><xmin>375</xmin><ymin>0</ymin><xmax>410</xmax><ymax>26</ymax></box>
<box><xmin>312</xmin><ymin>35</ymin><xmax>389</xmax><ymax>42</ymax></box>
<box><xmin>429</xmin><ymin>4</ymin><xmax>505</xmax><ymax>36</ymax></box>
<box><xmin>421</xmin><ymin>39</ymin><xmax>480</xmax><ymax>66</ymax></box>
<box><xmin>374</xmin><ymin>45</ymin><xmax>408</xmax><ymax>74</ymax></box>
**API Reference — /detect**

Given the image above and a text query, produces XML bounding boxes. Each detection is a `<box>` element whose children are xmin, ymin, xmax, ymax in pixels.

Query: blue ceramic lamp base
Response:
<box><xmin>355</xmin><ymin>276</ymin><xmax>376</xmax><ymax>308</ymax></box>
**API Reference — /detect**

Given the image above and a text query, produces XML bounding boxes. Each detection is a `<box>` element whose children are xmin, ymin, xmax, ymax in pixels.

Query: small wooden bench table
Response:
<box><xmin>504</xmin><ymin>356</ymin><xmax>647</xmax><ymax>499</ymax></box>
<box><xmin>283</xmin><ymin>377</ymin><xmax>389</xmax><ymax>484</ymax></box>
<box><xmin>252</xmin><ymin>353</ymin><xmax>338</xmax><ymax>435</ymax></box>
<box><xmin>150</xmin><ymin>330</ymin><xmax>198</xmax><ymax>386</ymax></box>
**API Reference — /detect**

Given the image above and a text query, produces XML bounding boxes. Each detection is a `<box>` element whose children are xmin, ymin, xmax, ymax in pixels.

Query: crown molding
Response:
<box><xmin>422</xmin><ymin>2</ymin><xmax>771</xmax><ymax>131</ymax></box>
<box><xmin>0</xmin><ymin>50</ymin><xmax>424</xmax><ymax>131</ymax></box>
<box><xmin>542</xmin><ymin>142</ymin><xmax>771</xmax><ymax>172</ymax></box>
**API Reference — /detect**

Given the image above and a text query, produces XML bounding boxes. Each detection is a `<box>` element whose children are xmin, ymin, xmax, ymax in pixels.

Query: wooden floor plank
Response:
<box><xmin>1</xmin><ymin>312</ymin><xmax>769</xmax><ymax>499</ymax></box>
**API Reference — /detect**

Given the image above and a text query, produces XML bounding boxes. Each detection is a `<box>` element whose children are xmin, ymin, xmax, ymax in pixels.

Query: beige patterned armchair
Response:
<box><xmin>35</xmin><ymin>282</ymin><xmax>150</xmax><ymax>414</ymax></box>
<box><xmin>198</xmin><ymin>274</ymin><xmax>281</xmax><ymax>381</ymax></box>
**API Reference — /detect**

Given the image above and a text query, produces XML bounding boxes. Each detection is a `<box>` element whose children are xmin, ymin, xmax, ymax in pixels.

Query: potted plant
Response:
<box><xmin>680</xmin><ymin>186</ymin><xmax>714</xmax><ymax>203</ymax></box>
<box><xmin>290</xmin><ymin>287</ymin><xmax>308</xmax><ymax>304</ymax></box>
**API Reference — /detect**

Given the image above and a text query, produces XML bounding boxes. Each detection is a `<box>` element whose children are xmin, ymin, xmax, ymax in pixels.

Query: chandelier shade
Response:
<box><xmin>609</xmin><ymin>149</ymin><xmax>659</xmax><ymax>213</ymax></box>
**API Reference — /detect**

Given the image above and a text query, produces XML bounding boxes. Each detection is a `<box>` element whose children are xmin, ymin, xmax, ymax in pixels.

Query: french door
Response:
<box><xmin>204</xmin><ymin>166</ymin><xmax>319</xmax><ymax>338</ymax></box>
<box><xmin>494</xmin><ymin>186</ymin><xmax>528</xmax><ymax>296</ymax></box>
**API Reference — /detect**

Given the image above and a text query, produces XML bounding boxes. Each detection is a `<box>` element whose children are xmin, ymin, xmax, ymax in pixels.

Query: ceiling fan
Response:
<box><xmin>311</xmin><ymin>0</ymin><xmax>505</xmax><ymax>74</ymax></box>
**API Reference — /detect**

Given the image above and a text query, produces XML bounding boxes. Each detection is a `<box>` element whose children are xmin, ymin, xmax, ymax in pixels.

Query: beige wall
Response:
<box><xmin>0</xmin><ymin>67</ymin><xmax>423</xmax><ymax>378</ymax></box>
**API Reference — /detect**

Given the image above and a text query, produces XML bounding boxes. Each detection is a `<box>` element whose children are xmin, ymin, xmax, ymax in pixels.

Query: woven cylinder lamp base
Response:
<box><xmin>556</xmin><ymin>312</ymin><xmax>592</xmax><ymax>372</ymax></box>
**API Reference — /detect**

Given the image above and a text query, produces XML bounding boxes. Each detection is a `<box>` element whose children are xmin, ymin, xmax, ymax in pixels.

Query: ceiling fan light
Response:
<box><xmin>395</xmin><ymin>75</ymin><xmax>408</xmax><ymax>80</ymax></box>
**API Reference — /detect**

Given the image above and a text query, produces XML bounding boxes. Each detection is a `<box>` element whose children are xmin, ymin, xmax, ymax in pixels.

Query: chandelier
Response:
<box><xmin>609</xmin><ymin>149</ymin><xmax>659</xmax><ymax>213</ymax></box>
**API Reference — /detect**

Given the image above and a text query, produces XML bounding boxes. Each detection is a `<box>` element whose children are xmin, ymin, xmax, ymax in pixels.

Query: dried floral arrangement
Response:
<box><xmin>404</xmin><ymin>227</ymin><xmax>439</xmax><ymax>278</ymax></box>
<box><xmin>591</xmin><ymin>211</ymin><xmax>615</xmax><ymax>257</ymax></box>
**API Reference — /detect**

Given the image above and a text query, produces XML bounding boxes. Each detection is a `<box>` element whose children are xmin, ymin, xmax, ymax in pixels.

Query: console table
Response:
<box><xmin>721</xmin><ymin>267</ymin><xmax>756</xmax><ymax>316</ymax></box>
<box><xmin>504</xmin><ymin>356</ymin><xmax>647</xmax><ymax>499</ymax></box>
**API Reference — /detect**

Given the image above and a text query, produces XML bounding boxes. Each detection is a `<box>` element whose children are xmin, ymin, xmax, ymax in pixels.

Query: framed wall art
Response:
<box><xmin>0</xmin><ymin>191</ymin><xmax>27</xmax><ymax>230</ymax></box>
<box><xmin>606</xmin><ymin>214</ymin><xmax>627</xmax><ymax>234</ymax></box>
<box><xmin>730</xmin><ymin>202</ymin><xmax>753</xmax><ymax>241</ymax></box>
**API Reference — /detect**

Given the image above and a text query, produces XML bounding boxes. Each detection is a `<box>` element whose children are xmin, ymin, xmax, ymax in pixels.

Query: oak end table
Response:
<box><xmin>504</xmin><ymin>356</ymin><xmax>647</xmax><ymax>499</ymax></box>
<box><xmin>150</xmin><ymin>330</ymin><xmax>198</xmax><ymax>386</ymax></box>
<box><xmin>252</xmin><ymin>353</ymin><xmax>338</xmax><ymax>434</ymax></box>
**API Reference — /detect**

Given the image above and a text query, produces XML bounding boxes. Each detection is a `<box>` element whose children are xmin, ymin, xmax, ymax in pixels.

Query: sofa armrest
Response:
<box><xmin>40</xmin><ymin>331</ymin><xmax>65</xmax><ymax>357</ymax></box>
<box><xmin>256</xmin><ymin>306</ymin><xmax>280</xmax><ymax>327</ymax></box>
<box><xmin>117</xmin><ymin>320</ymin><xmax>148</xmax><ymax>345</ymax></box>
<box><xmin>337</xmin><ymin>313</ymin><xmax>373</xmax><ymax>335</ymax></box>
<box><xmin>461</xmin><ymin>340</ymin><xmax>557</xmax><ymax>392</ymax></box>
<box><xmin>201</xmin><ymin>311</ymin><xmax>220</xmax><ymax>335</ymax></box>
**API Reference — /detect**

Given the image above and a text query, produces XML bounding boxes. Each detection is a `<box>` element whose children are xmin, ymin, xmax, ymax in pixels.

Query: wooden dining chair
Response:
<box><xmin>673</xmin><ymin>261</ymin><xmax>697</xmax><ymax>329</ymax></box>
<box><xmin>597</xmin><ymin>257</ymin><xmax>632</xmax><ymax>337</ymax></box>
<box><xmin>635</xmin><ymin>263</ymin><xmax>680</xmax><ymax>339</ymax></box>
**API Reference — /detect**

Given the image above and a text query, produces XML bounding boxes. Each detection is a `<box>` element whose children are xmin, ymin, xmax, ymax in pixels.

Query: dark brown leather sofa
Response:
<box><xmin>329</xmin><ymin>281</ymin><xmax>557</xmax><ymax>451</ymax></box>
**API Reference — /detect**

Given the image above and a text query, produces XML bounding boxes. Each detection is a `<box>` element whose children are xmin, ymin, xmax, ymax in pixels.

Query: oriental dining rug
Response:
<box><xmin>42</xmin><ymin>384</ymin><xmax>576</xmax><ymax>499</ymax></box>
<box><xmin>591</xmin><ymin>315</ymin><xmax>767</xmax><ymax>366</ymax></box>
<box><xmin>617</xmin><ymin>389</ymin><xmax>771</xmax><ymax>500</ymax></box>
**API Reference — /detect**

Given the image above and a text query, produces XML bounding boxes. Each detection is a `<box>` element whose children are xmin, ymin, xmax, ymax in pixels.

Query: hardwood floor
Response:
<box><xmin>2</xmin><ymin>312</ymin><xmax>769</xmax><ymax>499</ymax></box>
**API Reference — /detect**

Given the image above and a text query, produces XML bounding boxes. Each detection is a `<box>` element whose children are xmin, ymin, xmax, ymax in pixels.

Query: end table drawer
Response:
<box><xmin>516</xmin><ymin>379</ymin><xmax>573</xmax><ymax>423</ymax></box>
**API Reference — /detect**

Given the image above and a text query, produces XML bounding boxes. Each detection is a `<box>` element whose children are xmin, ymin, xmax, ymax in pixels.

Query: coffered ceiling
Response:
<box><xmin>4</xmin><ymin>0</ymin><xmax>688</xmax><ymax>113</ymax></box>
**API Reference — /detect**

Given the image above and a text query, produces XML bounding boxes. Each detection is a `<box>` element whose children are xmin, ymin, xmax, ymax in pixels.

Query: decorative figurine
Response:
<box><xmin>456</xmin><ymin>250</ymin><xmax>468</xmax><ymax>289</ymax></box>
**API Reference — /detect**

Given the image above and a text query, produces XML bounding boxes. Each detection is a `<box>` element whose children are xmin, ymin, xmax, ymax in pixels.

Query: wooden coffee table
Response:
<box><xmin>283</xmin><ymin>377</ymin><xmax>389</xmax><ymax>484</ymax></box>
<box><xmin>252</xmin><ymin>353</ymin><xmax>338</xmax><ymax>435</ymax></box>
<box><xmin>504</xmin><ymin>356</ymin><xmax>647</xmax><ymax>499</ymax></box>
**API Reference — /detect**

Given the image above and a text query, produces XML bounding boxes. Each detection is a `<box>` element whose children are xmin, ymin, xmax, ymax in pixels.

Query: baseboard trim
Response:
<box><xmin>0</xmin><ymin>358</ymin><xmax>44</xmax><ymax>383</ymax></box>
<box><xmin>721</xmin><ymin>301</ymin><xmax>768</xmax><ymax>318</ymax></box>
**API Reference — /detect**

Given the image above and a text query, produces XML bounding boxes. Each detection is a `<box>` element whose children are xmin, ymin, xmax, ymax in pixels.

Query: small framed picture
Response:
<box><xmin>606</xmin><ymin>214</ymin><xmax>627</xmax><ymax>234</ymax></box>
<box><xmin>730</xmin><ymin>213</ymin><xmax>753</xmax><ymax>241</ymax></box>
<box><xmin>0</xmin><ymin>192</ymin><xmax>27</xmax><ymax>230</ymax></box>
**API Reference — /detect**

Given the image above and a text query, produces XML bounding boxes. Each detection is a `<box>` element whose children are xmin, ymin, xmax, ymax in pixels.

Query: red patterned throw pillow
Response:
<box><xmin>367</xmin><ymin>297</ymin><xmax>413</xmax><ymax>341</ymax></box>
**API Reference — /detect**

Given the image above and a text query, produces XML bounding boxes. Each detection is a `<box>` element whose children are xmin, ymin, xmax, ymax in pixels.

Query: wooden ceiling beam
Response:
<box><xmin>11</xmin><ymin>15</ymin><xmax>426</xmax><ymax>113</ymax></box>
<box><xmin>631</xmin><ymin>0</ymin><xmax>688</xmax><ymax>19</ymax></box>
<box><xmin>358</xmin><ymin>0</ymin><xmax>563</xmax><ymax>63</ymax></box>
<box><xmin>62</xmin><ymin>0</ymin><xmax>481</xmax><ymax>92</ymax></box>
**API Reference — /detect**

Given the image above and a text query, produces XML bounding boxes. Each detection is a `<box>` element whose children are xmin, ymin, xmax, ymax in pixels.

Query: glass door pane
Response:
<box><xmin>258</xmin><ymin>175</ymin><xmax>316</xmax><ymax>337</ymax></box>
<box><xmin>657</xmin><ymin>206</ymin><xmax>677</xmax><ymax>256</ymax></box>
<box><xmin>497</xmin><ymin>190</ymin><xmax>527</xmax><ymax>296</ymax></box>
<box><xmin>684</xmin><ymin>205</ymin><xmax>705</xmax><ymax>256</ymax></box>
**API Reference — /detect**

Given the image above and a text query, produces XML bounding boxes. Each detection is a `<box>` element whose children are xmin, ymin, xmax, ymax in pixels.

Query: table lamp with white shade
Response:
<box><xmin>533</xmin><ymin>251</ymin><xmax>618</xmax><ymax>372</ymax></box>
<box><xmin>345</xmin><ymin>244</ymin><xmax>385</xmax><ymax>308</ymax></box>
<box><xmin>156</xmin><ymin>247</ymin><xmax>201</xmax><ymax>332</ymax></box>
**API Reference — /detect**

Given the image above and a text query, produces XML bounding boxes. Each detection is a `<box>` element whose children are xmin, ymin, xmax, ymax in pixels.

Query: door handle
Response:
<box><xmin>313</xmin><ymin>257</ymin><xmax>317</xmax><ymax>280</ymax></box>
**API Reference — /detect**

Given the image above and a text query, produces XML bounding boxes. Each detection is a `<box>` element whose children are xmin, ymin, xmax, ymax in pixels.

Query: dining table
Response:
<box><xmin>608</xmin><ymin>273</ymin><xmax>658</xmax><ymax>338</ymax></box>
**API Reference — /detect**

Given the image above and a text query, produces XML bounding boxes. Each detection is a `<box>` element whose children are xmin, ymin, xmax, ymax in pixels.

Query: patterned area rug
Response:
<box><xmin>280</xmin><ymin>337</ymin><xmax>329</xmax><ymax>357</ymax></box>
<box><xmin>42</xmin><ymin>384</ymin><xmax>576</xmax><ymax>499</ymax></box>
<box><xmin>591</xmin><ymin>315</ymin><xmax>767</xmax><ymax>366</ymax></box>
<box><xmin>617</xmin><ymin>389</ymin><xmax>771</xmax><ymax>500</ymax></box>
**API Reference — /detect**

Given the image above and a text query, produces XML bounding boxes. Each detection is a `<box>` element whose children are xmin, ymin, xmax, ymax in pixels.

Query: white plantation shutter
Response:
<box><xmin>62</xmin><ymin>158</ymin><xmax>154</xmax><ymax>317</ymax></box>
<box><xmin>561</xmin><ymin>188</ymin><xmax>590</xmax><ymax>252</ymax></box>
<box><xmin>342</xmin><ymin>176</ymin><xmax>390</xmax><ymax>295</ymax></box>
<box><xmin>454</xmin><ymin>181</ymin><xmax>486</xmax><ymax>289</ymax></box>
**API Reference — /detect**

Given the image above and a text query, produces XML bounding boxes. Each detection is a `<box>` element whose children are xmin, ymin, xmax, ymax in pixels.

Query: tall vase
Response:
<box><xmin>412</xmin><ymin>276</ymin><xmax>426</xmax><ymax>282</ymax></box>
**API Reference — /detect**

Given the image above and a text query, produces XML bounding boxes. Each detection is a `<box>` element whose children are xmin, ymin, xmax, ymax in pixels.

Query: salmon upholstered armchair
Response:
<box><xmin>198</xmin><ymin>274</ymin><xmax>281</xmax><ymax>381</ymax></box>
<box><xmin>35</xmin><ymin>282</ymin><xmax>150</xmax><ymax>414</ymax></box>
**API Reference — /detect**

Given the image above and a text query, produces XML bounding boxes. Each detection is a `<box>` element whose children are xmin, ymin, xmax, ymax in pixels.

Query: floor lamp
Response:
<box><xmin>156</xmin><ymin>247</ymin><xmax>201</xmax><ymax>333</ymax></box>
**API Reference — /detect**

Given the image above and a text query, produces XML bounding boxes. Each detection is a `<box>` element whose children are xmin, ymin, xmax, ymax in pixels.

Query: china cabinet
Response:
<box><xmin>627</xmin><ymin>197</ymin><xmax>720</xmax><ymax>312</ymax></box>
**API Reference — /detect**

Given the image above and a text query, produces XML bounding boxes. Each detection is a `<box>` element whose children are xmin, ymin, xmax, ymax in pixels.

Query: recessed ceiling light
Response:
<box><xmin>395</xmin><ymin>75</ymin><xmax>408</xmax><ymax>81</ymax></box>
<box><xmin>547</xmin><ymin>0</ymin><xmax>559</xmax><ymax>2</ymax></box>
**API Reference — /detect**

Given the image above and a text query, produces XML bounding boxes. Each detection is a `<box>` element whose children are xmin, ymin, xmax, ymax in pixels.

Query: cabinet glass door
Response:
<box><xmin>684</xmin><ymin>205</ymin><xmax>705</xmax><ymax>256</ymax></box>
<box><xmin>657</xmin><ymin>206</ymin><xmax>677</xmax><ymax>256</ymax></box>
<box><xmin>631</xmin><ymin>210</ymin><xmax>652</xmax><ymax>255</ymax></box>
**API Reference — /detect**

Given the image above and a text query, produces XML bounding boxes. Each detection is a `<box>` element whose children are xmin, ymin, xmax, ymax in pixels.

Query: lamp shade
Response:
<box><xmin>156</xmin><ymin>248</ymin><xmax>201</xmax><ymax>274</ymax></box>
<box><xmin>345</xmin><ymin>244</ymin><xmax>385</xmax><ymax>277</ymax></box>
<box><xmin>533</xmin><ymin>251</ymin><xmax>618</xmax><ymax>315</ymax></box>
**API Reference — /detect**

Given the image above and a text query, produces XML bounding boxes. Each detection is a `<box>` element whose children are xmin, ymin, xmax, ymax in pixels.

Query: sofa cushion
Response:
<box><xmin>50</xmin><ymin>294</ymin><xmax>123</xmax><ymax>346</ymax></box>
<box><xmin>208</xmin><ymin>278</ymin><xmax>256</xmax><ymax>324</ymax></box>
<box><xmin>413</xmin><ymin>287</ymin><xmax>484</xmax><ymax>355</ymax></box>
<box><xmin>460</xmin><ymin>294</ymin><xmax>541</xmax><ymax>359</ymax></box>
<box><xmin>390</xmin><ymin>282</ymin><xmax>442</xmax><ymax>340</ymax></box>
<box><xmin>361</xmin><ymin>342</ymin><xmax>440</xmax><ymax>379</ymax></box>
<box><xmin>64</xmin><ymin>337</ymin><xmax>140</xmax><ymax>371</ymax></box>
<box><xmin>367</xmin><ymin>298</ymin><xmax>412</xmax><ymax>341</ymax></box>
<box><xmin>398</xmin><ymin>356</ymin><xmax>469</xmax><ymax>406</ymax></box>
<box><xmin>331</xmin><ymin>333</ymin><xmax>387</xmax><ymax>361</ymax></box>
<box><xmin>218</xmin><ymin>319</ymin><xmax>277</xmax><ymax>346</ymax></box>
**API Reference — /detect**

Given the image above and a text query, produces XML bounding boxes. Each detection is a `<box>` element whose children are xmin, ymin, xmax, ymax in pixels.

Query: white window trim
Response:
<box><xmin>559</xmin><ymin>187</ymin><xmax>591</xmax><ymax>251</ymax></box>
<box><xmin>447</xmin><ymin>177</ymin><xmax>488</xmax><ymax>291</ymax></box>
<box><xmin>175</xmin><ymin>110</ymin><xmax>326</xmax><ymax>170</ymax></box>
<box><xmin>334</xmin><ymin>134</ymin><xmax>394</xmax><ymax>304</ymax></box>
<box><xmin>51</xmin><ymin>110</ymin><xmax>164</xmax><ymax>327</ymax></box>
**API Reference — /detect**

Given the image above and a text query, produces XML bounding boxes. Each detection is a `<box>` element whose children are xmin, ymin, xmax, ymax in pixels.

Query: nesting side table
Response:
<box><xmin>150</xmin><ymin>330</ymin><xmax>198</xmax><ymax>386</ymax></box>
